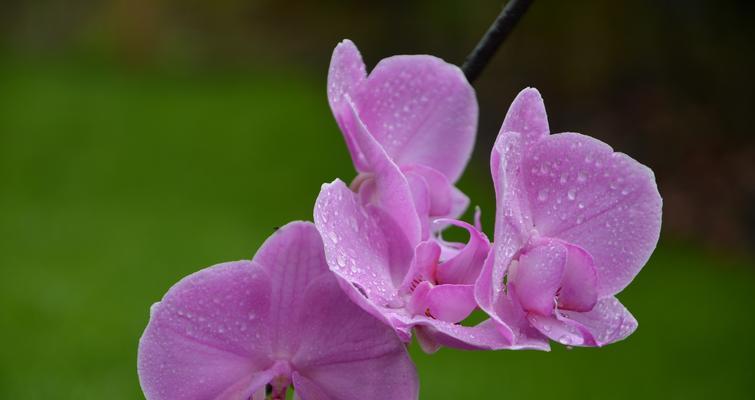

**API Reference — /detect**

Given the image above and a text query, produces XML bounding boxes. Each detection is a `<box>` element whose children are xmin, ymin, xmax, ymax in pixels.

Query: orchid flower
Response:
<box><xmin>138</xmin><ymin>222</ymin><xmax>418</xmax><ymax>400</ymax></box>
<box><xmin>317</xmin><ymin>40</ymin><xmax>511</xmax><ymax>352</ymax></box>
<box><xmin>313</xmin><ymin>100</ymin><xmax>513</xmax><ymax>352</ymax></box>
<box><xmin>327</xmin><ymin>39</ymin><xmax>478</xmax><ymax>237</ymax></box>
<box><xmin>476</xmin><ymin>88</ymin><xmax>663</xmax><ymax>348</ymax></box>
<box><xmin>314</xmin><ymin>176</ymin><xmax>516</xmax><ymax>353</ymax></box>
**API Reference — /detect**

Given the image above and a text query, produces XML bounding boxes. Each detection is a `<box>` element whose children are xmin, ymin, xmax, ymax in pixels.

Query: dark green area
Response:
<box><xmin>1</xmin><ymin>63</ymin><xmax>752</xmax><ymax>399</ymax></box>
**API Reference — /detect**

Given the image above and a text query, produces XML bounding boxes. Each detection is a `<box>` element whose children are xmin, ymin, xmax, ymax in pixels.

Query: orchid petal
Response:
<box><xmin>408</xmin><ymin>281</ymin><xmax>477</xmax><ymax>323</ymax></box>
<box><xmin>509</xmin><ymin>239</ymin><xmax>567</xmax><ymax>316</ymax></box>
<box><xmin>352</xmin><ymin>54</ymin><xmax>477</xmax><ymax>182</ymax></box>
<box><xmin>434</xmin><ymin>219</ymin><xmax>490</xmax><ymax>286</ymax></box>
<box><xmin>413</xmin><ymin>318</ymin><xmax>544</xmax><ymax>351</ymax></box>
<box><xmin>314</xmin><ymin>180</ymin><xmax>403</xmax><ymax>306</ymax></box>
<box><xmin>291</xmin><ymin>275</ymin><xmax>419</xmax><ymax>400</ymax></box>
<box><xmin>492</xmin><ymin>289</ymin><xmax>551</xmax><ymax>350</ymax></box>
<box><xmin>557</xmin><ymin>242</ymin><xmax>598</xmax><ymax>312</ymax></box>
<box><xmin>414</xmin><ymin>325</ymin><xmax>442</xmax><ymax>353</ymax></box>
<box><xmin>399</xmin><ymin>240</ymin><xmax>441</xmax><ymax>295</ymax></box>
<box><xmin>476</xmin><ymin>132</ymin><xmax>531</xmax><ymax>315</ymax></box>
<box><xmin>327</xmin><ymin>40</ymin><xmax>368</xmax><ymax>171</ymax></box>
<box><xmin>500</xmin><ymin>87</ymin><xmax>550</xmax><ymax>147</ymax></box>
<box><xmin>529</xmin><ymin>297</ymin><xmax>638</xmax><ymax>347</ymax></box>
<box><xmin>344</xmin><ymin>98</ymin><xmax>422</xmax><ymax>245</ymax></box>
<box><xmin>252</xmin><ymin>223</ymin><xmax>332</xmax><ymax>354</ymax></box>
<box><xmin>137</xmin><ymin>261</ymin><xmax>275</xmax><ymax>400</ymax></box>
<box><xmin>450</xmin><ymin>186</ymin><xmax>471</xmax><ymax>220</ymax></box>
<box><xmin>521</xmin><ymin>132</ymin><xmax>662</xmax><ymax>295</ymax></box>
<box><xmin>139</xmin><ymin>222</ymin><xmax>418</xmax><ymax>399</ymax></box>
<box><xmin>527</xmin><ymin>313</ymin><xmax>587</xmax><ymax>347</ymax></box>
<box><xmin>402</xmin><ymin>170</ymin><xmax>431</xmax><ymax>239</ymax></box>
<box><xmin>560</xmin><ymin>296</ymin><xmax>638</xmax><ymax>346</ymax></box>
<box><xmin>403</xmin><ymin>164</ymin><xmax>454</xmax><ymax>217</ymax></box>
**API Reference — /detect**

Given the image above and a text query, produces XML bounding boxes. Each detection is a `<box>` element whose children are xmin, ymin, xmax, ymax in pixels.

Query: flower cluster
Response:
<box><xmin>138</xmin><ymin>40</ymin><xmax>662</xmax><ymax>399</ymax></box>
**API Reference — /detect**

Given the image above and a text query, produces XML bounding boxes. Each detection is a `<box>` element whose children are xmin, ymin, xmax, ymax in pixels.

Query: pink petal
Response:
<box><xmin>314</xmin><ymin>180</ymin><xmax>403</xmax><ymax>307</ymax></box>
<box><xmin>476</xmin><ymin>132</ymin><xmax>531</xmax><ymax>317</ymax></box>
<box><xmin>407</xmin><ymin>281</ymin><xmax>477</xmax><ymax>323</ymax></box>
<box><xmin>351</xmin><ymin>54</ymin><xmax>477</xmax><ymax>182</ymax></box>
<box><xmin>500</xmin><ymin>87</ymin><xmax>550</xmax><ymax>146</ymax></box>
<box><xmin>414</xmin><ymin>325</ymin><xmax>442</xmax><ymax>353</ymax></box>
<box><xmin>138</xmin><ymin>261</ymin><xmax>275</xmax><ymax>400</ymax></box>
<box><xmin>521</xmin><ymin>132</ymin><xmax>662</xmax><ymax>295</ymax></box>
<box><xmin>327</xmin><ymin>39</ymin><xmax>369</xmax><ymax>171</ymax></box>
<box><xmin>402</xmin><ymin>169</ymin><xmax>431</xmax><ymax>239</ymax></box>
<box><xmin>527</xmin><ymin>313</ymin><xmax>587</xmax><ymax>347</ymax></box>
<box><xmin>139</xmin><ymin>222</ymin><xmax>418</xmax><ymax>399</ymax></box>
<box><xmin>508</xmin><ymin>239</ymin><xmax>567</xmax><ymax>316</ymax></box>
<box><xmin>560</xmin><ymin>296</ymin><xmax>638</xmax><ymax>346</ymax></box>
<box><xmin>290</xmin><ymin>275</ymin><xmax>419</xmax><ymax>400</ymax></box>
<box><xmin>434</xmin><ymin>219</ymin><xmax>490</xmax><ymax>286</ymax></box>
<box><xmin>492</xmin><ymin>290</ymin><xmax>551</xmax><ymax>350</ymax></box>
<box><xmin>557</xmin><ymin>242</ymin><xmax>598</xmax><ymax>312</ymax></box>
<box><xmin>449</xmin><ymin>186</ymin><xmax>471</xmax><ymax>221</ymax></box>
<box><xmin>344</xmin><ymin>98</ymin><xmax>422</xmax><ymax>245</ymax></box>
<box><xmin>252</xmin><ymin>222</ymin><xmax>333</xmax><ymax>353</ymax></box>
<box><xmin>412</xmin><ymin>317</ymin><xmax>546</xmax><ymax>351</ymax></box>
<box><xmin>529</xmin><ymin>297</ymin><xmax>638</xmax><ymax>347</ymax></box>
<box><xmin>402</xmin><ymin>164</ymin><xmax>454</xmax><ymax>217</ymax></box>
<box><xmin>398</xmin><ymin>240</ymin><xmax>441</xmax><ymax>295</ymax></box>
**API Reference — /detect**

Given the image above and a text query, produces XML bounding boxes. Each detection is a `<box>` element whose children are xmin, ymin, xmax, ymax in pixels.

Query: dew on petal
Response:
<box><xmin>336</xmin><ymin>253</ymin><xmax>347</xmax><ymax>268</ymax></box>
<box><xmin>537</xmin><ymin>189</ymin><xmax>549</xmax><ymax>202</ymax></box>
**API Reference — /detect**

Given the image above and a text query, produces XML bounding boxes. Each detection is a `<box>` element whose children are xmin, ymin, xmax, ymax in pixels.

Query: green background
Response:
<box><xmin>1</xmin><ymin>61</ymin><xmax>753</xmax><ymax>399</ymax></box>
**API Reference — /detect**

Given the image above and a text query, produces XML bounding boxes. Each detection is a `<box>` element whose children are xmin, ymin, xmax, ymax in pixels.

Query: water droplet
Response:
<box><xmin>327</xmin><ymin>231</ymin><xmax>339</xmax><ymax>244</ymax></box>
<box><xmin>336</xmin><ymin>253</ymin><xmax>347</xmax><ymax>267</ymax></box>
<box><xmin>577</xmin><ymin>171</ymin><xmax>587</xmax><ymax>183</ymax></box>
<box><xmin>567</xmin><ymin>189</ymin><xmax>576</xmax><ymax>201</ymax></box>
<box><xmin>559</xmin><ymin>174</ymin><xmax>568</xmax><ymax>184</ymax></box>
<box><xmin>537</xmin><ymin>189</ymin><xmax>548</xmax><ymax>202</ymax></box>
<box><xmin>578</xmin><ymin>203</ymin><xmax>585</xmax><ymax>209</ymax></box>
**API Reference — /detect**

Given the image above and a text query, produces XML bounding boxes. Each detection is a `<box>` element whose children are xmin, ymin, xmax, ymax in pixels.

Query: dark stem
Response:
<box><xmin>461</xmin><ymin>0</ymin><xmax>535</xmax><ymax>83</ymax></box>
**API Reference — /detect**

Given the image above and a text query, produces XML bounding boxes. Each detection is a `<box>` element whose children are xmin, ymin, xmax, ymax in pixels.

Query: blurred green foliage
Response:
<box><xmin>0</xmin><ymin>61</ymin><xmax>753</xmax><ymax>399</ymax></box>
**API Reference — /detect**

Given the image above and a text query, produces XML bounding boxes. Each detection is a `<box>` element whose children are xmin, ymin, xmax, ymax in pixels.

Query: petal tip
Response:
<box><xmin>333</xmin><ymin>38</ymin><xmax>359</xmax><ymax>55</ymax></box>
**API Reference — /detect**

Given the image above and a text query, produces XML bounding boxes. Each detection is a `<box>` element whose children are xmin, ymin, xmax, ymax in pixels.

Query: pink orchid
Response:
<box><xmin>313</xmin><ymin>96</ymin><xmax>510</xmax><ymax>352</ymax></box>
<box><xmin>317</xmin><ymin>41</ymin><xmax>522</xmax><ymax>352</ymax></box>
<box><xmin>476</xmin><ymin>88</ymin><xmax>663</xmax><ymax>348</ymax></box>
<box><xmin>315</xmin><ymin>177</ymin><xmax>513</xmax><ymax>352</ymax></box>
<box><xmin>327</xmin><ymin>39</ymin><xmax>478</xmax><ymax>237</ymax></box>
<box><xmin>138</xmin><ymin>222</ymin><xmax>418</xmax><ymax>400</ymax></box>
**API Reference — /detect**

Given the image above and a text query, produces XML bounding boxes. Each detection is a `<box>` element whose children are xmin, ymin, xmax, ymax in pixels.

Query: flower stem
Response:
<box><xmin>461</xmin><ymin>0</ymin><xmax>535</xmax><ymax>83</ymax></box>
